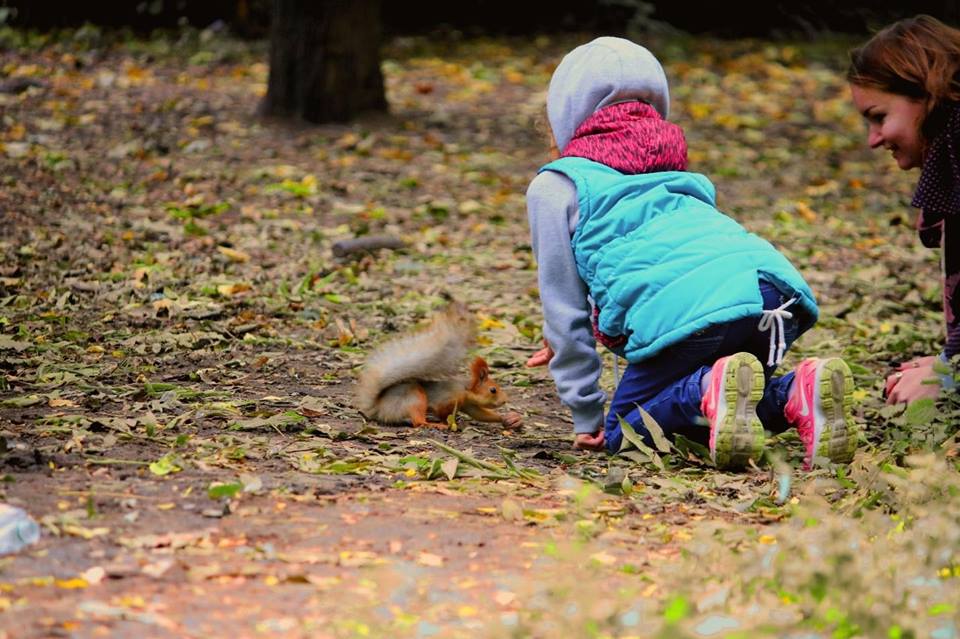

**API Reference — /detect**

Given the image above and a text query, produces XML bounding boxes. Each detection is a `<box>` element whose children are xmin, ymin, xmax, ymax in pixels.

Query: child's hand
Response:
<box><xmin>574</xmin><ymin>430</ymin><xmax>605</xmax><ymax>451</ymax></box>
<box><xmin>525</xmin><ymin>339</ymin><xmax>554</xmax><ymax>367</ymax></box>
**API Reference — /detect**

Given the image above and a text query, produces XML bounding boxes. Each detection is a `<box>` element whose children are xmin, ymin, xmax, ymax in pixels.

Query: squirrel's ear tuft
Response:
<box><xmin>469</xmin><ymin>357</ymin><xmax>489</xmax><ymax>385</ymax></box>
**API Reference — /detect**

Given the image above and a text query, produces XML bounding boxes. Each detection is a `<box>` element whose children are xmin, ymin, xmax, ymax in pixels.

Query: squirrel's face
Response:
<box><xmin>469</xmin><ymin>376</ymin><xmax>507</xmax><ymax>407</ymax></box>
<box><xmin>485</xmin><ymin>382</ymin><xmax>507</xmax><ymax>407</ymax></box>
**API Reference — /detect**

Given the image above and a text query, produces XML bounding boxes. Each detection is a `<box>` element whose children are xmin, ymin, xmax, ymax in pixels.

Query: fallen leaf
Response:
<box><xmin>80</xmin><ymin>566</ymin><xmax>106</xmax><ymax>585</ymax></box>
<box><xmin>416</xmin><ymin>552</ymin><xmax>445</xmax><ymax>567</ymax></box>
<box><xmin>501</xmin><ymin>498</ymin><xmax>523</xmax><ymax>522</ymax></box>
<box><xmin>62</xmin><ymin>524</ymin><xmax>110</xmax><ymax>540</ymax></box>
<box><xmin>142</xmin><ymin>559</ymin><xmax>174</xmax><ymax>578</ymax></box>
<box><xmin>217</xmin><ymin>246</ymin><xmax>250</xmax><ymax>263</ymax></box>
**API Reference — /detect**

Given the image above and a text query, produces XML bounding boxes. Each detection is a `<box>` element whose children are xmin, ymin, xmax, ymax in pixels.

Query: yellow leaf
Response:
<box><xmin>48</xmin><ymin>398</ymin><xmax>78</xmax><ymax>408</ymax></box>
<box><xmin>156</xmin><ymin>502</ymin><xmax>176</xmax><ymax>510</ymax></box>
<box><xmin>217</xmin><ymin>283</ymin><xmax>252</xmax><ymax>297</ymax></box>
<box><xmin>477</xmin><ymin>314</ymin><xmax>505</xmax><ymax>330</ymax></box>
<box><xmin>504</xmin><ymin>70</ymin><xmax>525</xmax><ymax>84</ymax></box>
<box><xmin>758</xmin><ymin>534</ymin><xmax>777</xmax><ymax>545</ymax></box>
<box><xmin>116</xmin><ymin>595</ymin><xmax>146</xmax><ymax>608</ymax></box>
<box><xmin>55</xmin><ymin>578</ymin><xmax>89</xmax><ymax>589</ymax></box>
<box><xmin>688</xmin><ymin>103</ymin><xmax>712</xmax><ymax>120</ymax></box>
<box><xmin>336</xmin><ymin>133</ymin><xmax>360</xmax><ymax>149</ymax></box>
<box><xmin>62</xmin><ymin>525</ymin><xmax>110</xmax><ymax>540</ymax></box>
<box><xmin>217</xmin><ymin>246</ymin><xmax>250</xmax><ymax>263</ymax></box>
<box><xmin>794</xmin><ymin>202</ymin><xmax>817</xmax><ymax>222</ymax></box>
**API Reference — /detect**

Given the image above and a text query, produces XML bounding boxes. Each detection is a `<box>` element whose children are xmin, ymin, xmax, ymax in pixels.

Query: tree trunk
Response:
<box><xmin>260</xmin><ymin>0</ymin><xmax>387</xmax><ymax>123</ymax></box>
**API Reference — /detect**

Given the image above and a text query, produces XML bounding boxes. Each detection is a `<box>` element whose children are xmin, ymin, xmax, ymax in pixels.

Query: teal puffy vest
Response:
<box><xmin>541</xmin><ymin>157</ymin><xmax>818</xmax><ymax>362</ymax></box>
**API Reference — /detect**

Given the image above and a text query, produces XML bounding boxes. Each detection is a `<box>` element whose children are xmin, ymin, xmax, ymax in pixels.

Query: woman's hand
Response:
<box><xmin>574</xmin><ymin>430</ymin><xmax>605</xmax><ymax>451</ymax></box>
<box><xmin>885</xmin><ymin>357</ymin><xmax>941</xmax><ymax>404</ymax></box>
<box><xmin>899</xmin><ymin>355</ymin><xmax>938</xmax><ymax>369</ymax></box>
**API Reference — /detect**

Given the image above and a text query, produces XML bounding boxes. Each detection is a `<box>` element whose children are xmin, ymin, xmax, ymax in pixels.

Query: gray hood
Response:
<box><xmin>547</xmin><ymin>37</ymin><xmax>670</xmax><ymax>151</ymax></box>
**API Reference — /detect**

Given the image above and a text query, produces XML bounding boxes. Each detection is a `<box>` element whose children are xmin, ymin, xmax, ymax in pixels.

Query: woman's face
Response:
<box><xmin>849</xmin><ymin>84</ymin><xmax>927</xmax><ymax>170</ymax></box>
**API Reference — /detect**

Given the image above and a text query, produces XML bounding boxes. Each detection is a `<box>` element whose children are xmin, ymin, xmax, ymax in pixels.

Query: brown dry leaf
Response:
<box><xmin>152</xmin><ymin>298</ymin><xmax>174</xmax><ymax>312</ymax></box>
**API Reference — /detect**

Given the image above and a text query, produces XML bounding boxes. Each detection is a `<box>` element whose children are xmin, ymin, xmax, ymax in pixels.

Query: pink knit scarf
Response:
<box><xmin>561</xmin><ymin>101</ymin><xmax>688</xmax><ymax>174</ymax></box>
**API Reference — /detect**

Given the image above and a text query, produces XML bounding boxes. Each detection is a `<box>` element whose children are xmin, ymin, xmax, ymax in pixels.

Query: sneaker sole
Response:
<box><xmin>713</xmin><ymin>353</ymin><xmax>765</xmax><ymax>469</ymax></box>
<box><xmin>813</xmin><ymin>358</ymin><xmax>858</xmax><ymax>464</ymax></box>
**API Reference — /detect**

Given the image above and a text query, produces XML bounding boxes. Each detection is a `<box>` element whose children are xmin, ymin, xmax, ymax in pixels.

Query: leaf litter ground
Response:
<box><xmin>1</xmin><ymin>28</ymin><xmax>959</xmax><ymax>638</ymax></box>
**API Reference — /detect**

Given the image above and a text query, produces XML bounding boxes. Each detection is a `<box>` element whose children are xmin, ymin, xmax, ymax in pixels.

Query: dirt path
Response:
<box><xmin>0</xmin><ymin>462</ymin><xmax>756</xmax><ymax>638</ymax></box>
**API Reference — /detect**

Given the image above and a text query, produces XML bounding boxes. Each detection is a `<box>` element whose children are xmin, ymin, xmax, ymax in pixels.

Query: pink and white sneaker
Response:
<box><xmin>700</xmin><ymin>352</ymin><xmax>765</xmax><ymax>469</ymax></box>
<box><xmin>784</xmin><ymin>358</ymin><xmax>858</xmax><ymax>470</ymax></box>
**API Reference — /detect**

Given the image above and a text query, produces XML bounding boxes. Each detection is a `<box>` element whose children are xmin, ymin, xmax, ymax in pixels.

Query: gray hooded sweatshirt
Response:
<box><xmin>526</xmin><ymin>37</ymin><xmax>671</xmax><ymax>435</ymax></box>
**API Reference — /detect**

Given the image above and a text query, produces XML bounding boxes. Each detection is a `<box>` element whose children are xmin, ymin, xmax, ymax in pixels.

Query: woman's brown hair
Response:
<box><xmin>848</xmin><ymin>14</ymin><xmax>960</xmax><ymax>138</ymax></box>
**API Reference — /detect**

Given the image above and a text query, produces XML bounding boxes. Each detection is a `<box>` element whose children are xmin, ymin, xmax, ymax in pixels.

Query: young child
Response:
<box><xmin>848</xmin><ymin>15</ymin><xmax>960</xmax><ymax>404</ymax></box>
<box><xmin>527</xmin><ymin>36</ymin><xmax>857</xmax><ymax>469</ymax></box>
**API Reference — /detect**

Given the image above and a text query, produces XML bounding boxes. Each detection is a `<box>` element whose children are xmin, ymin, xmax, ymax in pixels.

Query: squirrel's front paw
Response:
<box><xmin>501</xmin><ymin>411</ymin><xmax>523</xmax><ymax>429</ymax></box>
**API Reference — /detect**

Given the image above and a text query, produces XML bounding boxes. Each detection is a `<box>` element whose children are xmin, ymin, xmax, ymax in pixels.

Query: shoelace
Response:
<box><xmin>757</xmin><ymin>297</ymin><xmax>797</xmax><ymax>367</ymax></box>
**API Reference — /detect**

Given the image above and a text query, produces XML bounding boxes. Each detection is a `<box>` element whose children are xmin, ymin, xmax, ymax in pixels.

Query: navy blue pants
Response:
<box><xmin>604</xmin><ymin>281</ymin><xmax>799</xmax><ymax>453</ymax></box>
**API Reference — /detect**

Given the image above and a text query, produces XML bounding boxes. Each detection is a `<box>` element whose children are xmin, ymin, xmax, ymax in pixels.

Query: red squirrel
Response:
<box><xmin>355</xmin><ymin>303</ymin><xmax>522</xmax><ymax>429</ymax></box>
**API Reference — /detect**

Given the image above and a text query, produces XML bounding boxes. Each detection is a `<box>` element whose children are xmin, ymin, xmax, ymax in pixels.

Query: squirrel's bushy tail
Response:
<box><xmin>356</xmin><ymin>302</ymin><xmax>477</xmax><ymax>416</ymax></box>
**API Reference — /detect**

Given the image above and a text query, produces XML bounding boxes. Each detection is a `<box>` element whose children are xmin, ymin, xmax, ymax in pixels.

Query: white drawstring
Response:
<box><xmin>757</xmin><ymin>297</ymin><xmax>797</xmax><ymax>367</ymax></box>
<box><xmin>612</xmin><ymin>353</ymin><xmax>621</xmax><ymax>387</ymax></box>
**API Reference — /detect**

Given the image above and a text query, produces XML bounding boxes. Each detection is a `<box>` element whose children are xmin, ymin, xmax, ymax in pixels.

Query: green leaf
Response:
<box><xmin>673</xmin><ymin>434</ymin><xmax>710</xmax><ymax>462</ymax></box>
<box><xmin>440</xmin><ymin>458</ymin><xmax>459</xmax><ymax>481</ymax></box>
<box><xmin>635</xmin><ymin>404</ymin><xmax>672</xmax><ymax>453</ymax></box>
<box><xmin>0</xmin><ymin>394</ymin><xmax>44</xmax><ymax>408</ymax></box>
<box><xmin>904</xmin><ymin>398</ymin><xmax>938</xmax><ymax>425</ymax></box>
<box><xmin>149</xmin><ymin>454</ymin><xmax>182</xmax><ymax>476</ymax></box>
<box><xmin>663</xmin><ymin>595</ymin><xmax>690</xmax><ymax>624</ymax></box>
<box><xmin>207</xmin><ymin>482</ymin><xmax>243</xmax><ymax>500</ymax></box>
<box><xmin>617</xmin><ymin>415</ymin><xmax>664</xmax><ymax>469</ymax></box>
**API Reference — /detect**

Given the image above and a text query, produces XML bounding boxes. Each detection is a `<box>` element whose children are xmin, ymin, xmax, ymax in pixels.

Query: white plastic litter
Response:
<box><xmin>0</xmin><ymin>504</ymin><xmax>40</xmax><ymax>555</ymax></box>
